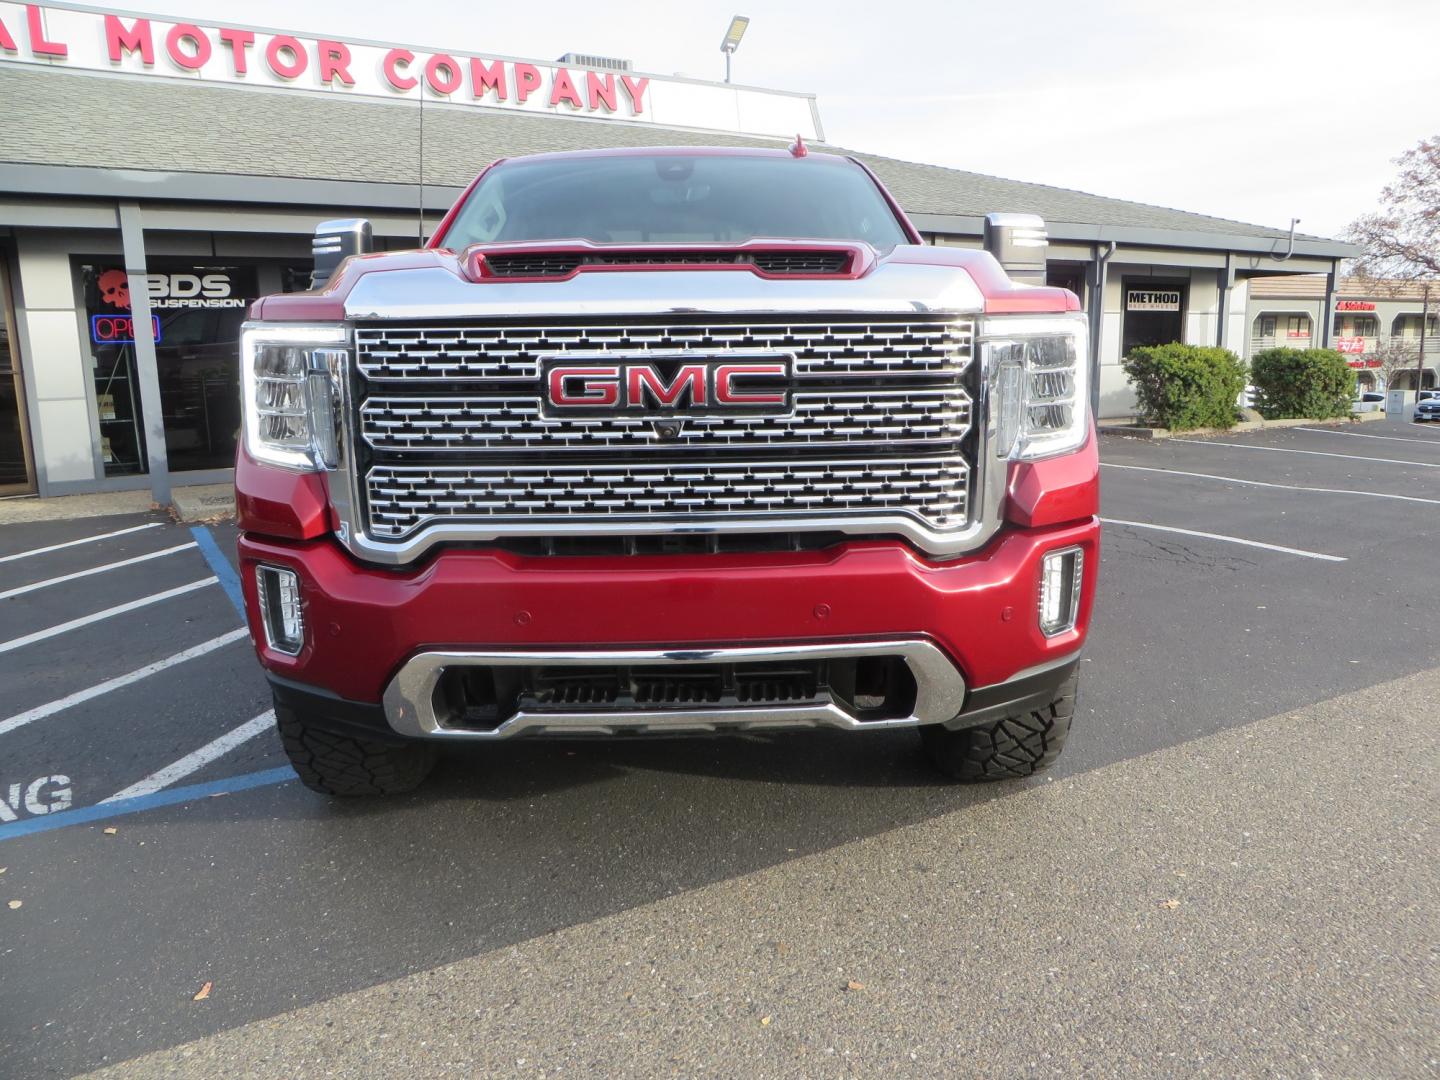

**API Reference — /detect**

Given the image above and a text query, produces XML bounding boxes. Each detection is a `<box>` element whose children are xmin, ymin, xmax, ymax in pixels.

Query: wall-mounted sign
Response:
<box><xmin>1345</xmin><ymin>358</ymin><xmax>1382</xmax><ymax>369</ymax></box>
<box><xmin>1126</xmin><ymin>289</ymin><xmax>1181</xmax><ymax>312</ymax></box>
<box><xmin>1337</xmin><ymin>300</ymin><xmax>1376</xmax><ymax>311</ymax></box>
<box><xmin>0</xmin><ymin>2</ymin><xmax>821</xmax><ymax>139</ymax></box>
<box><xmin>1334</xmin><ymin>337</ymin><xmax>1366</xmax><ymax>354</ymax></box>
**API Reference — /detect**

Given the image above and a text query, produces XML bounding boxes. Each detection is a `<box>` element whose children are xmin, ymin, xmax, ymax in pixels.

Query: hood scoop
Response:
<box><xmin>473</xmin><ymin>246</ymin><xmax>857</xmax><ymax>280</ymax></box>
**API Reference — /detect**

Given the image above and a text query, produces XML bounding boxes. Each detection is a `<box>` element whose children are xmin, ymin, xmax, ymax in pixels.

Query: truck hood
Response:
<box><xmin>249</xmin><ymin>242</ymin><xmax>1079</xmax><ymax>322</ymax></box>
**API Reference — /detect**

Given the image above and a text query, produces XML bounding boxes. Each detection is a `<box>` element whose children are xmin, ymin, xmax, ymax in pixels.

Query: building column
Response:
<box><xmin>1086</xmin><ymin>242</ymin><xmax>1114</xmax><ymax>419</ymax></box>
<box><xmin>1320</xmin><ymin>260</ymin><xmax>1338</xmax><ymax>349</ymax></box>
<box><xmin>117</xmin><ymin>201</ymin><xmax>170</xmax><ymax>505</ymax></box>
<box><xmin>1216</xmin><ymin>255</ymin><xmax>1234</xmax><ymax>349</ymax></box>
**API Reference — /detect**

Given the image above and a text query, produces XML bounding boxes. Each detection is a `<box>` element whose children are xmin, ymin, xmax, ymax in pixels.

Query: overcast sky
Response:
<box><xmin>155</xmin><ymin>0</ymin><xmax>1440</xmax><ymax>238</ymax></box>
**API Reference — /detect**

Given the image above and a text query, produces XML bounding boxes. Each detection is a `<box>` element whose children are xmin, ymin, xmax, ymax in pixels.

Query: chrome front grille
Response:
<box><xmin>350</xmin><ymin>314</ymin><xmax>977</xmax><ymax>547</ymax></box>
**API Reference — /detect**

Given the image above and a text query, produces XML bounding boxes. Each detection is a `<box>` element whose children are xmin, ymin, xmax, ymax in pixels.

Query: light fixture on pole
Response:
<box><xmin>720</xmin><ymin>15</ymin><xmax>749</xmax><ymax>83</ymax></box>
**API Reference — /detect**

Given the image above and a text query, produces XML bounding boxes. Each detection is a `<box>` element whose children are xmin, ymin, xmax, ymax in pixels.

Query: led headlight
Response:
<box><xmin>240</xmin><ymin>325</ymin><xmax>348</xmax><ymax>470</ymax></box>
<box><xmin>981</xmin><ymin>316</ymin><xmax>1089</xmax><ymax>461</ymax></box>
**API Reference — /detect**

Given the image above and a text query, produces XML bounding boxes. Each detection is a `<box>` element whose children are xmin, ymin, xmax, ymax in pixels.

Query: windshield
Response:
<box><xmin>443</xmin><ymin>153</ymin><xmax>910</xmax><ymax>250</ymax></box>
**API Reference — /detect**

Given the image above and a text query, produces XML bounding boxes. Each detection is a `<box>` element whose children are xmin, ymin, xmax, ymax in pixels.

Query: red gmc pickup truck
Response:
<box><xmin>237</xmin><ymin>146</ymin><xmax>1098</xmax><ymax>796</ymax></box>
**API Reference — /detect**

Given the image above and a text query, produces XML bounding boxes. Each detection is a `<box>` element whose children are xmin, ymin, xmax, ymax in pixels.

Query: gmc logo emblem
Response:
<box><xmin>541</xmin><ymin>354</ymin><xmax>792</xmax><ymax>417</ymax></box>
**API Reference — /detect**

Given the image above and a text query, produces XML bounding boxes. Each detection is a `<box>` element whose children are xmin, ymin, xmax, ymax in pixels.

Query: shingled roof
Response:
<box><xmin>0</xmin><ymin>64</ymin><xmax>1336</xmax><ymax>246</ymax></box>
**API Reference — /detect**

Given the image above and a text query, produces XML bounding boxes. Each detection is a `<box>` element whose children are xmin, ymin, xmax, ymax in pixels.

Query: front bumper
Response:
<box><xmin>239</xmin><ymin>519</ymin><xmax>1098</xmax><ymax>736</ymax></box>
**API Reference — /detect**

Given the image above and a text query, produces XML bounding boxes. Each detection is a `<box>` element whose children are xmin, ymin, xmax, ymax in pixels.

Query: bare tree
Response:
<box><xmin>1346</xmin><ymin>137</ymin><xmax>1439</xmax><ymax>391</ymax></box>
<box><xmin>1368</xmin><ymin>337</ymin><xmax>1419</xmax><ymax>390</ymax></box>
<box><xmin>1346</xmin><ymin>136</ymin><xmax>1440</xmax><ymax>281</ymax></box>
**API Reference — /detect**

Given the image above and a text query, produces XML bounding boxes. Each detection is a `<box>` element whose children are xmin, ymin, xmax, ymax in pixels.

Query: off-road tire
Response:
<box><xmin>921</xmin><ymin>671</ymin><xmax>1077</xmax><ymax>782</ymax></box>
<box><xmin>275</xmin><ymin>698</ymin><xmax>438</xmax><ymax>796</ymax></box>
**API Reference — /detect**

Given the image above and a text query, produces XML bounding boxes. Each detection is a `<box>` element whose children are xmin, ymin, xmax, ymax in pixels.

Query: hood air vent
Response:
<box><xmin>484</xmin><ymin>250</ymin><xmax>851</xmax><ymax>278</ymax></box>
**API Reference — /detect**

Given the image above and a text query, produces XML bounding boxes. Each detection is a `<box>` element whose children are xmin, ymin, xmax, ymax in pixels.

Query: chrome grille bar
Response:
<box><xmin>364</xmin><ymin>457</ymin><xmax>969</xmax><ymax>540</ymax></box>
<box><xmin>354</xmin><ymin>317</ymin><xmax>972</xmax><ymax>381</ymax></box>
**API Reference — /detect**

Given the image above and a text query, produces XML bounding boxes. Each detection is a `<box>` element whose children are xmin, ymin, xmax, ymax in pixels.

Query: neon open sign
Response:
<box><xmin>91</xmin><ymin>314</ymin><xmax>162</xmax><ymax>345</ymax></box>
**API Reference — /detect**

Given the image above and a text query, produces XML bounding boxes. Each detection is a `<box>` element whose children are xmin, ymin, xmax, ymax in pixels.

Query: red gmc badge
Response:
<box><xmin>540</xmin><ymin>353</ymin><xmax>792</xmax><ymax>418</ymax></box>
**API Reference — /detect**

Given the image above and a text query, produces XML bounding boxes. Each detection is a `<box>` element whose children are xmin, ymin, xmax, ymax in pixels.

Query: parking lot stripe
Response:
<box><xmin>1293</xmin><ymin>426</ymin><xmax>1440</xmax><ymax>444</ymax></box>
<box><xmin>189</xmin><ymin>526</ymin><xmax>244</xmax><ymax>619</ymax></box>
<box><xmin>0</xmin><ymin>542</ymin><xmax>197</xmax><ymax>600</ymax></box>
<box><xmin>104</xmin><ymin>710</ymin><xmax>276</xmax><ymax>802</ymax></box>
<box><xmin>1167</xmin><ymin>439</ymin><xmax>1440</xmax><ymax>468</ymax></box>
<box><xmin>0</xmin><ymin>627</ymin><xmax>251</xmax><ymax>738</ymax></box>
<box><xmin>0</xmin><ymin>767</ymin><xmax>295</xmax><ymax>843</ymax></box>
<box><xmin>0</xmin><ymin>577</ymin><xmax>218</xmax><ymax>655</ymax></box>
<box><xmin>0</xmin><ymin>522</ymin><xmax>163</xmax><ymax>564</ymax></box>
<box><xmin>1101</xmin><ymin>463</ymin><xmax>1440</xmax><ymax>506</ymax></box>
<box><xmin>1100</xmin><ymin>517</ymin><xmax>1347</xmax><ymax>562</ymax></box>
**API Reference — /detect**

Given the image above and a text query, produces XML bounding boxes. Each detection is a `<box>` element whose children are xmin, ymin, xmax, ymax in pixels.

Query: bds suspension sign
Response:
<box><xmin>0</xmin><ymin>2</ymin><xmax>821</xmax><ymax>138</ymax></box>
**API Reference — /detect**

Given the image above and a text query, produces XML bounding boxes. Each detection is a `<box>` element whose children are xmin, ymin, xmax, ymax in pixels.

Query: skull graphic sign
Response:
<box><xmin>98</xmin><ymin>269</ymin><xmax>131</xmax><ymax>310</ymax></box>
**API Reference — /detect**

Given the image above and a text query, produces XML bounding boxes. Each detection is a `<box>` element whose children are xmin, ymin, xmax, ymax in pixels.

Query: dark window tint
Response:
<box><xmin>445</xmin><ymin>154</ymin><xmax>910</xmax><ymax>250</ymax></box>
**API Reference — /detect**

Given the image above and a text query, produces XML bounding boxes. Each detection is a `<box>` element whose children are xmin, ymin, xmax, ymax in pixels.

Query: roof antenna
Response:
<box><xmin>789</xmin><ymin>134</ymin><xmax>807</xmax><ymax>158</ymax></box>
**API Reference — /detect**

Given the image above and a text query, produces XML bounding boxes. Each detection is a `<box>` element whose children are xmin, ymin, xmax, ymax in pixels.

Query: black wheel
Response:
<box><xmin>920</xmin><ymin>671</ymin><xmax>1077</xmax><ymax>782</ymax></box>
<box><xmin>275</xmin><ymin>696</ymin><xmax>438</xmax><ymax>796</ymax></box>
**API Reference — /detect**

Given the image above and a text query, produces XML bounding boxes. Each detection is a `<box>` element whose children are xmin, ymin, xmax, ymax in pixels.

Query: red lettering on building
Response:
<box><xmin>621</xmin><ymin>75</ymin><xmax>649</xmax><ymax>114</ymax></box>
<box><xmin>586</xmin><ymin>71</ymin><xmax>616</xmax><ymax>112</ymax></box>
<box><xmin>165</xmin><ymin>24</ymin><xmax>211</xmax><ymax>70</ymax></box>
<box><xmin>218</xmin><ymin>28</ymin><xmax>254</xmax><ymax>74</ymax></box>
<box><xmin>1337</xmin><ymin>300</ymin><xmax>1376</xmax><ymax>311</ymax></box>
<box><xmin>425</xmin><ymin>53</ymin><xmax>461</xmax><ymax>95</ymax></box>
<box><xmin>265</xmin><ymin>34</ymin><xmax>307</xmax><ymax>79</ymax></box>
<box><xmin>471</xmin><ymin>57</ymin><xmax>506</xmax><ymax>101</ymax></box>
<box><xmin>514</xmin><ymin>63</ymin><xmax>541</xmax><ymax>103</ymax></box>
<box><xmin>26</xmin><ymin>4</ymin><xmax>67</xmax><ymax>58</ymax></box>
<box><xmin>0</xmin><ymin>12</ymin><xmax>15</xmax><ymax>53</ymax></box>
<box><xmin>383</xmin><ymin>48</ymin><xmax>417</xmax><ymax>90</ymax></box>
<box><xmin>549</xmin><ymin>68</ymin><xmax>583</xmax><ymax>108</ymax></box>
<box><xmin>103</xmin><ymin>15</ymin><xmax>152</xmax><ymax>64</ymax></box>
<box><xmin>317</xmin><ymin>40</ymin><xmax>353</xmax><ymax>86</ymax></box>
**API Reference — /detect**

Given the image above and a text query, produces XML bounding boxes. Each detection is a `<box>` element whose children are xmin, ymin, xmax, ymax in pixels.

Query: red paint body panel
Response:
<box><xmin>239</xmin><ymin>520</ymin><xmax>1098</xmax><ymax>705</ymax></box>
<box><xmin>1006</xmin><ymin>424</ymin><xmax>1101</xmax><ymax>529</ymax></box>
<box><xmin>234</xmin><ymin>447</ymin><xmax>331</xmax><ymax>541</ymax></box>
<box><xmin>886</xmin><ymin>245</ymin><xmax>1078</xmax><ymax>314</ymax></box>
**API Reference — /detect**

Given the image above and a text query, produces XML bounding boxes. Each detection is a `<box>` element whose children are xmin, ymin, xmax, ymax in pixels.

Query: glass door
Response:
<box><xmin>0</xmin><ymin>257</ymin><xmax>36</xmax><ymax>495</ymax></box>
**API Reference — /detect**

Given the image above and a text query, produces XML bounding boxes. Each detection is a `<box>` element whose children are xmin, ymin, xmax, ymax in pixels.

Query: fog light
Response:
<box><xmin>256</xmin><ymin>565</ymin><xmax>304</xmax><ymax>655</ymax></box>
<box><xmin>1038</xmin><ymin>547</ymin><xmax>1083</xmax><ymax>637</ymax></box>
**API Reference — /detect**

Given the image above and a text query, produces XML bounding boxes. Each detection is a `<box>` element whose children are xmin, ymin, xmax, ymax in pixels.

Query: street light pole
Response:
<box><xmin>1417</xmin><ymin>284</ymin><xmax>1430</xmax><ymax>393</ymax></box>
<box><xmin>720</xmin><ymin>15</ymin><xmax>748</xmax><ymax>84</ymax></box>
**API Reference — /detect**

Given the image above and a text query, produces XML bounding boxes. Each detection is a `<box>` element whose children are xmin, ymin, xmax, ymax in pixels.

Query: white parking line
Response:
<box><xmin>1167</xmin><ymin>439</ymin><xmax>1440</xmax><ymax>468</ymax></box>
<box><xmin>103</xmin><ymin>710</ymin><xmax>276</xmax><ymax>802</ymax></box>
<box><xmin>0</xmin><ymin>628</ymin><xmax>250</xmax><ymax>737</ymax></box>
<box><xmin>0</xmin><ymin>578</ymin><xmax>217</xmax><ymax>654</ymax></box>
<box><xmin>1101</xmin><ymin>463</ymin><xmax>1440</xmax><ymax>506</ymax></box>
<box><xmin>1100</xmin><ymin>518</ymin><xmax>1347</xmax><ymax>562</ymax></box>
<box><xmin>0</xmin><ymin>522</ymin><xmax>163</xmax><ymax>564</ymax></box>
<box><xmin>0</xmin><ymin>542</ymin><xmax>197</xmax><ymax>600</ymax></box>
<box><xmin>1293</xmin><ymin>426</ymin><xmax>1440</xmax><ymax>444</ymax></box>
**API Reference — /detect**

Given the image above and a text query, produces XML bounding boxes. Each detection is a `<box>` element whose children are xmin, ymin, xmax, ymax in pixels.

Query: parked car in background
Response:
<box><xmin>1414</xmin><ymin>395</ymin><xmax>1440</xmax><ymax>422</ymax></box>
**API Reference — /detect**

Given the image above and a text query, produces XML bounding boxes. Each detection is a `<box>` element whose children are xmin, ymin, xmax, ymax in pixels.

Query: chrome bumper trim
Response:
<box><xmin>381</xmin><ymin>639</ymin><xmax>966</xmax><ymax>740</ymax></box>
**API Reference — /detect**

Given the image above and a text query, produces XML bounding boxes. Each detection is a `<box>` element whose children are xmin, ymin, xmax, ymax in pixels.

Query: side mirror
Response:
<box><xmin>311</xmin><ymin>219</ymin><xmax>373</xmax><ymax>289</ymax></box>
<box><xmin>983</xmin><ymin>212</ymin><xmax>1048</xmax><ymax>284</ymax></box>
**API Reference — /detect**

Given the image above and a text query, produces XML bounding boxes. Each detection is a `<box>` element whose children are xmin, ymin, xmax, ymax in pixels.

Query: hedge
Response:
<box><xmin>1121</xmin><ymin>343</ymin><xmax>1247</xmax><ymax>430</ymax></box>
<box><xmin>1249</xmin><ymin>348</ymin><xmax>1356</xmax><ymax>420</ymax></box>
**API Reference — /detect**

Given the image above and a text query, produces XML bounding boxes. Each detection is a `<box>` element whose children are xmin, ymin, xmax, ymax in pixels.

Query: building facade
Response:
<box><xmin>1245</xmin><ymin>275</ymin><xmax>1437</xmax><ymax>392</ymax></box>
<box><xmin>0</xmin><ymin>3</ymin><xmax>1358</xmax><ymax>500</ymax></box>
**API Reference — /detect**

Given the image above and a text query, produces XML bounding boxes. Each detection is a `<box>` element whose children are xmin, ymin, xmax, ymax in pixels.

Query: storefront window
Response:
<box><xmin>0</xmin><ymin>258</ymin><xmax>35</xmax><ymax>493</ymax></box>
<box><xmin>81</xmin><ymin>261</ymin><xmax>256</xmax><ymax>475</ymax></box>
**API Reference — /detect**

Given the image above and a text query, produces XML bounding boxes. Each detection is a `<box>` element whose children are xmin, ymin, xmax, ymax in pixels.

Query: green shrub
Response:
<box><xmin>1249</xmin><ymin>348</ymin><xmax>1356</xmax><ymax>419</ymax></box>
<box><xmin>1121</xmin><ymin>343</ymin><xmax>1247</xmax><ymax>430</ymax></box>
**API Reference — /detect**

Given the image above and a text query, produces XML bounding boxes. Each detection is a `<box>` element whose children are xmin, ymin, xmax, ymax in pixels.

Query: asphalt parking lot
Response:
<box><xmin>1</xmin><ymin>418</ymin><xmax>1437</xmax><ymax>1077</ymax></box>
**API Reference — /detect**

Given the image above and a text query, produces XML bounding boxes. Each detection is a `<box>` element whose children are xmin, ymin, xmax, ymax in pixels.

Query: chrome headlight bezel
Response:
<box><xmin>240</xmin><ymin>323</ymin><xmax>349</xmax><ymax>471</ymax></box>
<box><xmin>980</xmin><ymin>314</ymin><xmax>1090</xmax><ymax>462</ymax></box>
